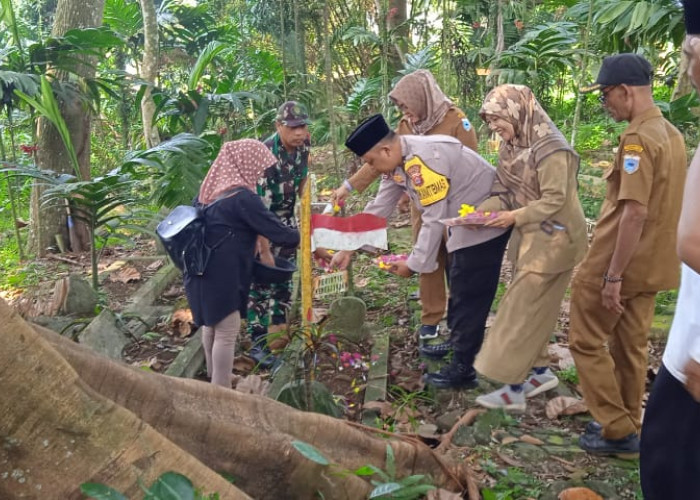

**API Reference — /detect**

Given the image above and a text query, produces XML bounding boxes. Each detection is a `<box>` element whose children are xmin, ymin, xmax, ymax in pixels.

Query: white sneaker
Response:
<box><xmin>523</xmin><ymin>369</ymin><xmax>559</xmax><ymax>398</ymax></box>
<box><xmin>475</xmin><ymin>385</ymin><xmax>526</xmax><ymax>412</ymax></box>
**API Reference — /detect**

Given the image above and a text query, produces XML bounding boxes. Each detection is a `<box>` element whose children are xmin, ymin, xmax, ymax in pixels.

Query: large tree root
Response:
<box><xmin>0</xmin><ymin>300</ymin><xmax>477</xmax><ymax>498</ymax></box>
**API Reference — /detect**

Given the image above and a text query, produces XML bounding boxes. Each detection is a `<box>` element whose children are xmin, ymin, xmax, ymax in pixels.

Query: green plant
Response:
<box><xmin>579</xmin><ymin>194</ymin><xmax>603</xmax><ymax>220</ymax></box>
<box><xmin>81</xmin><ymin>471</ymin><xmax>221</xmax><ymax>499</ymax></box>
<box><xmin>388</xmin><ymin>385</ymin><xmax>434</xmax><ymax>430</ymax></box>
<box><xmin>480</xmin><ymin>461</ymin><xmax>543</xmax><ymax>499</ymax></box>
<box><xmin>292</xmin><ymin>441</ymin><xmax>437</xmax><ymax>499</ymax></box>
<box><xmin>558</xmin><ymin>365</ymin><xmax>579</xmax><ymax>385</ymax></box>
<box><xmin>33</xmin><ymin>170</ymin><xmax>150</xmax><ymax>290</ymax></box>
<box><xmin>655</xmin><ymin>289</ymin><xmax>678</xmax><ymax>315</ymax></box>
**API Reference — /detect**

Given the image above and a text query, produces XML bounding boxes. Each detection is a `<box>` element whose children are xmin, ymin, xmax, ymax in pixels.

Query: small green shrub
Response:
<box><xmin>81</xmin><ymin>471</ymin><xmax>222</xmax><ymax>499</ymax></box>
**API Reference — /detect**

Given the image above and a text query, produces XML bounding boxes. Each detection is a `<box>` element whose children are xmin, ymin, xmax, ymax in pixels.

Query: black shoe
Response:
<box><xmin>423</xmin><ymin>362</ymin><xmax>478</xmax><ymax>389</ymax></box>
<box><xmin>584</xmin><ymin>420</ymin><xmax>602</xmax><ymax>436</ymax></box>
<box><xmin>408</xmin><ymin>290</ymin><xmax>420</xmax><ymax>301</ymax></box>
<box><xmin>417</xmin><ymin>324</ymin><xmax>440</xmax><ymax>340</ymax></box>
<box><xmin>419</xmin><ymin>341</ymin><xmax>452</xmax><ymax>360</ymax></box>
<box><xmin>578</xmin><ymin>432</ymin><xmax>639</xmax><ymax>457</ymax></box>
<box><xmin>248</xmin><ymin>344</ymin><xmax>277</xmax><ymax>369</ymax></box>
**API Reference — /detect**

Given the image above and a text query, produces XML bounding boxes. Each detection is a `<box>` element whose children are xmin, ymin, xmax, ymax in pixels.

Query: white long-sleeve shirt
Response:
<box><xmin>662</xmin><ymin>263</ymin><xmax>700</xmax><ymax>383</ymax></box>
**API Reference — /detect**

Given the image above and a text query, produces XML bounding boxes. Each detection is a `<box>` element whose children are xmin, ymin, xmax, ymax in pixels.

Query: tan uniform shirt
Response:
<box><xmin>479</xmin><ymin>150</ymin><xmax>588</xmax><ymax>274</ymax></box>
<box><xmin>575</xmin><ymin>107</ymin><xmax>686</xmax><ymax>292</ymax></box>
<box><xmin>363</xmin><ymin>135</ymin><xmax>507</xmax><ymax>274</ymax></box>
<box><xmin>348</xmin><ymin>107</ymin><xmax>478</xmax><ymax>193</ymax></box>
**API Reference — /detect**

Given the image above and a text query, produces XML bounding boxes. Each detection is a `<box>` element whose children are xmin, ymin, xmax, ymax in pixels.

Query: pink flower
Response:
<box><xmin>20</xmin><ymin>144</ymin><xmax>38</xmax><ymax>155</ymax></box>
<box><xmin>328</xmin><ymin>334</ymin><xmax>337</xmax><ymax>344</ymax></box>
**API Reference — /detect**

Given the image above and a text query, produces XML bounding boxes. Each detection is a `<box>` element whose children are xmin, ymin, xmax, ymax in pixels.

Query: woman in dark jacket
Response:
<box><xmin>185</xmin><ymin>139</ymin><xmax>300</xmax><ymax>387</ymax></box>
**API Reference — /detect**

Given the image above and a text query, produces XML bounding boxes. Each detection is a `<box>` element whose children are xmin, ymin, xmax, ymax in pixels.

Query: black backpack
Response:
<box><xmin>156</xmin><ymin>188</ymin><xmax>243</xmax><ymax>275</ymax></box>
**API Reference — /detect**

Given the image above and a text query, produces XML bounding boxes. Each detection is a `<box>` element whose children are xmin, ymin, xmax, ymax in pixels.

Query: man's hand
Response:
<box><xmin>397</xmin><ymin>193</ymin><xmax>411</xmax><ymax>213</ymax></box>
<box><xmin>484</xmin><ymin>210</ymin><xmax>516</xmax><ymax>228</ymax></box>
<box><xmin>684</xmin><ymin>358</ymin><xmax>700</xmax><ymax>402</ymax></box>
<box><xmin>258</xmin><ymin>250</ymin><xmax>275</xmax><ymax>267</ymax></box>
<box><xmin>313</xmin><ymin>248</ymin><xmax>333</xmax><ymax>264</ymax></box>
<box><xmin>388</xmin><ymin>260</ymin><xmax>414</xmax><ymax>278</ymax></box>
<box><xmin>330</xmin><ymin>250</ymin><xmax>354</xmax><ymax>270</ymax></box>
<box><xmin>601</xmin><ymin>281</ymin><xmax>624</xmax><ymax>314</ymax></box>
<box><xmin>331</xmin><ymin>185</ymin><xmax>350</xmax><ymax>205</ymax></box>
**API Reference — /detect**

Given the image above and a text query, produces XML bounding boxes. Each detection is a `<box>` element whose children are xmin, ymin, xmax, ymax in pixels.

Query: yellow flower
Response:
<box><xmin>459</xmin><ymin>204</ymin><xmax>476</xmax><ymax>217</ymax></box>
<box><xmin>333</xmin><ymin>204</ymin><xmax>341</xmax><ymax>213</ymax></box>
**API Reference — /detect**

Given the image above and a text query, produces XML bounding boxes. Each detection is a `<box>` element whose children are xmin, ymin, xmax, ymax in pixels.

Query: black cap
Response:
<box><xmin>581</xmin><ymin>54</ymin><xmax>653</xmax><ymax>93</ymax></box>
<box><xmin>345</xmin><ymin>114</ymin><xmax>391</xmax><ymax>156</ymax></box>
<box><xmin>684</xmin><ymin>0</ymin><xmax>700</xmax><ymax>35</ymax></box>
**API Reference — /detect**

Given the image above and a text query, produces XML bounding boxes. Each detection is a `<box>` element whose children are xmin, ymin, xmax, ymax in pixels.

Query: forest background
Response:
<box><xmin>0</xmin><ymin>0</ymin><xmax>694</xmax><ymax>288</ymax></box>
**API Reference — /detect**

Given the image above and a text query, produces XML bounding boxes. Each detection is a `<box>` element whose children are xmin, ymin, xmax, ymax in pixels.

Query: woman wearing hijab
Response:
<box><xmin>185</xmin><ymin>139</ymin><xmax>300</xmax><ymax>387</ymax></box>
<box><xmin>332</xmin><ymin>69</ymin><xmax>478</xmax><ymax>344</ymax></box>
<box><xmin>473</xmin><ymin>84</ymin><xmax>587</xmax><ymax>411</ymax></box>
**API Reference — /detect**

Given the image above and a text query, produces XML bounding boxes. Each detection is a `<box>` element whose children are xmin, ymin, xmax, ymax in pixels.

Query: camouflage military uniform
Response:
<box><xmin>246</xmin><ymin>126</ymin><xmax>310</xmax><ymax>343</ymax></box>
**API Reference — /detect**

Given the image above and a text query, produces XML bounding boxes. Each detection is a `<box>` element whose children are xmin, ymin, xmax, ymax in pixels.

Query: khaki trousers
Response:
<box><xmin>569</xmin><ymin>281</ymin><xmax>656</xmax><ymax>440</ymax></box>
<box><xmin>411</xmin><ymin>204</ymin><xmax>447</xmax><ymax>326</ymax></box>
<box><xmin>475</xmin><ymin>269</ymin><xmax>572</xmax><ymax>384</ymax></box>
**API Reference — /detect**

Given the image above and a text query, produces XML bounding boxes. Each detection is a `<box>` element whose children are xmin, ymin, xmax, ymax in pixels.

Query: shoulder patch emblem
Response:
<box><xmin>623</xmin><ymin>154</ymin><xmax>640</xmax><ymax>174</ymax></box>
<box><xmin>623</xmin><ymin>144</ymin><xmax>644</xmax><ymax>153</ymax></box>
<box><xmin>462</xmin><ymin>118</ymin><xmax>472</xmax><ymax>131</ymax></box>
<box><xmin>403</xmin><ymin>155</ymin><xmax>449</xmax><ymax>206</ymax></box>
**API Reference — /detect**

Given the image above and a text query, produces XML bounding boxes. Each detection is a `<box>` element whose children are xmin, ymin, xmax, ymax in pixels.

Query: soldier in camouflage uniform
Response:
<box><xmin>247</xmin><ymin>101</ymin><xmax>311</xmax><ymax>367</ymax></box>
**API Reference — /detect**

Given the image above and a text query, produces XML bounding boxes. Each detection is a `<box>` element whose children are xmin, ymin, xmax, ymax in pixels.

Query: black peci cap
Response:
<box><xmin>345</xmin><ymin>114</ymin><xmax>391</xmax><ymax>156</ymax></box>
<box><xmin>581</xmin><ymin>53</ymin><xmax>653</xmax><ymax>93</ymax></box>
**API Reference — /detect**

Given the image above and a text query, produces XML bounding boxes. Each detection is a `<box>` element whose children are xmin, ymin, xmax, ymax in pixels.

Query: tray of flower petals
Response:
<box><xmin>440</xmin><ymin>211</ymin><xmax>500</xmax><ymax>227</ymax></box>
<box><xmin>375</xmin><ymin>253</ymin><xmax>408</xmax><ymax>271</ymax></box>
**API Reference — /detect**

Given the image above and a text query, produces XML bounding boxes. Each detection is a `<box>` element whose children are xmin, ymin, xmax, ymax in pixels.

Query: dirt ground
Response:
<box><xmin>7</xmin><ymin>200</ymin><xmax>665</xmax><ymax>499</ymax></box>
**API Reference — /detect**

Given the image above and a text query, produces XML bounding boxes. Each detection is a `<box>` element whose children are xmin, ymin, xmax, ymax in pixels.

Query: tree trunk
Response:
<box><xmin>139</xmin><ymin>0</ymin><xmax>161</xmax><ymax>148</ymax></box>
<box><xmin>0</xmin><ymin>300</ymin><xmax>476</xmax><ymax>498</ymax></box>
<box><xmin>0</xmin><ymin>300</ymin><xmax>247</xmax><ymax>499</ymax></box>
<box><xmin>672</xmin><ymin>49</ymin><xmax>693</xmax><ymax>101</ymax></box>
<box><xmin>28</xmin><ymin>0</ymin><xmax>105</xmax><ymax>256</ymax></box>
<box><xmin>388</xmin><ymin>0</ymin><xmax>408</xmax><ymax>67</ymax></box>
<box><xmin>495</xmin><ymin>0</ymin><xmax>505</xmax><ymax>56</ymax></box>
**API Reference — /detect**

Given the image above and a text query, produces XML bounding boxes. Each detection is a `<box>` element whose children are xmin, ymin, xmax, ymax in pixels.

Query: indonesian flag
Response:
<box><xmin>311</xmin><ymin>213</ymin><xmax>388</xmax><ymax>251</ymax></box>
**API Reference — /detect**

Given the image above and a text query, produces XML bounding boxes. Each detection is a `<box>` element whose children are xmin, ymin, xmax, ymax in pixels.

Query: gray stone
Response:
<box><xmin>275</xmin><ymin>379</ymin><xmax>343</xmax><ymax>418</ymax></box>
<box><xmin>164</xmin><ymin>328</ymin><xmax>205</xmax><ymax>378</ymax></box>
<box><xmin>61</xmin><ymin>274</ymin><xmax>98</xmax><ymax>315</ymax></box>
<box><xmin>452</xmin><ymin>426</ymin><xmax>478</xmax><ymax>447</ymax></box>
<box><xmin>435</xmin><ymin>409</ymin><xmax>463</xmax><ymax>432</ymax></box>
<box><xmin>510</xmin><ymin>442</ymin><xmax>549</xmax><ymax>462</ymax></box>
<box><xmin>32</xmin><ymin>316</ymin><xmax>87</xmax><ymax>339</ymax></box>
<box><xmin>78</xmin><ymin>309</ymin><xmax>132</xmax><ymax>361</ymax></box>
<box><xmin>585</xmin><ymin>480</ymin><xmax>620</xmax><ymax>499</ymax></box>
<box><xmin>325</xmin><ymin>296</ymin><xmax>369</xmax><ymax>343</ymax></box>
<box><xmin>362</xmin><ymin>328</ymin><xmax>390</xmax><ymax>425</ymax></box>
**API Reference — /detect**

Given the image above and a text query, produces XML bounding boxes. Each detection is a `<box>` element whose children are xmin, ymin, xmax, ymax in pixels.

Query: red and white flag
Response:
<box><xmin>311</xmin><ymin>213</ymin><xmax>388</xmax><ymax>251</ymax></box>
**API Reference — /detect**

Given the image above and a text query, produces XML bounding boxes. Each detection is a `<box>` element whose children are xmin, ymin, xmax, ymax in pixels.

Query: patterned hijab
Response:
<box><xmin>479</xmin><ymin>84</ymin><xmax>572</xmax><ymax>208</ymax></box>
<box><xmin>199</xmin><ymin>139</ymin><xmax>277</xmax><ymax>205</ymax></box>
<box><xmin>389</xmin><ymin>70</ymin><xmax>453</xmax><ymax>135</ymax></box>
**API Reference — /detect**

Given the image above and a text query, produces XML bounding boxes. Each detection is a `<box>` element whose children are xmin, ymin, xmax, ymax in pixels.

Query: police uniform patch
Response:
<box><xmin>403</xmin><ymin>155</ymin><xmax>449</xmax><ymax>206</ymax></box>
<box><xmin>623</xmin><ymin>154</ymin><xmax>640</xmax><ymax>174</ymax></box>
<box><xmin>462</xmin><ymin>118</ymin><xmax>472</xmax><ymax>131</ymax></box>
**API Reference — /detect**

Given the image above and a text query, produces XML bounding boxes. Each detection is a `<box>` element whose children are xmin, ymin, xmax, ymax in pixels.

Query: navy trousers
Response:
<box><xmin>640</xmin><ymin>363</ymin><xmax>700</xmax><ymax>499</ymax></box>
<box><xmin>447</xmin><ymin>230</ymin><xmax>510</xmax><ymax>371</ymax></box>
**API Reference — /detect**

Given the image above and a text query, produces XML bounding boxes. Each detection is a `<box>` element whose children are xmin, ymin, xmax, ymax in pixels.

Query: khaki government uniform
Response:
<box><xmin>569</xmin><ymin>107</ymin><xmax>687</xmax><ymax>440</ymax></box>
<box><xmin>474</xmin><ymin>150</ymin><xmax>588</xmax><ymax>383</ymax></box>
<box><xmin>348</xmin><ymin>108</ymin><xmax>478</xmax><ymax>326</ymax></box>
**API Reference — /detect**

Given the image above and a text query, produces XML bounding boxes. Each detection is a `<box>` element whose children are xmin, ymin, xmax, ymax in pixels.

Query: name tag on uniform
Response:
<box><xmin>403</xmin><ymin>155</ymin><xmax>449</xmax><ymax>206</ymax></box>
